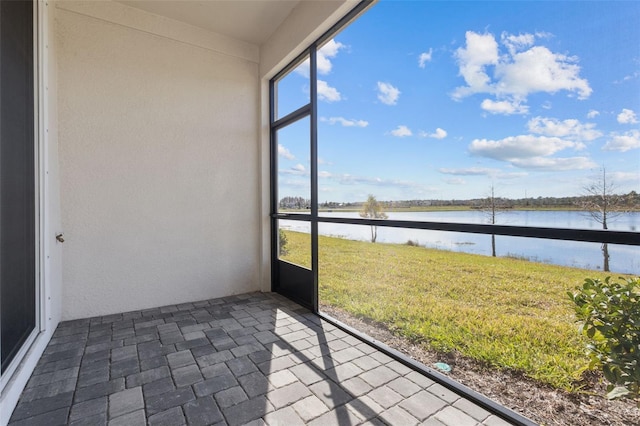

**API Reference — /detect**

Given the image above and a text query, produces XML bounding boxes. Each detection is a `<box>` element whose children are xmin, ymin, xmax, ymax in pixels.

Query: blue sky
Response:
<box><xmin>276</xmin><ymin>0</ymin><xmax>640</xmax><ymax>203</ymax></box>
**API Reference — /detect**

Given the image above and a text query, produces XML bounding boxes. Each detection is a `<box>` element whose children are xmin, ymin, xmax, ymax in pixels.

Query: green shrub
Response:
<box><xmin>278</xmin><ymin>229</ymin><xmax>289</xmax><ymax>256</ymax></box>
<box><xmin>569</xmin><ymin>276</ymin><xmax>640</xmax><ymax>404</ymax></box>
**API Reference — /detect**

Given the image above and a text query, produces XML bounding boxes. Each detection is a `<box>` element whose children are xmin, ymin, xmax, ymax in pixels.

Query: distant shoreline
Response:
<box><xmin>280</xmin><ymin>206</ymin><xmax>640</xmax><ymax>213</ymax></box>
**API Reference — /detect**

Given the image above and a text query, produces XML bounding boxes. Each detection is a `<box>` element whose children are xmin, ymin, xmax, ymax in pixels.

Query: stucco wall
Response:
<box><xmin>56</xmin><ymin>2</ymin><xmax>260</xmax><ymax>319</ymax></box>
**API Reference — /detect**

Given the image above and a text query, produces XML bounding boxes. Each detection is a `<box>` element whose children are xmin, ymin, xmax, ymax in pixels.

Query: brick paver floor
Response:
<box><xmin>8</xmin><ymin>292</ymin><xmax>515</xmax><ymax>425</ymax></box>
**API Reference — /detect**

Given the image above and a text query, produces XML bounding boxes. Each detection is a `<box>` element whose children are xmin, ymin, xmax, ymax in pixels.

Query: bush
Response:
<box><xmin>278</xmin><ymin>229</ymin><xmax>289</xmax><ymax>256</ymax></box>
<box><xmin>569</xmin><ymin>276</ymin><xmax>640</xmax><ymax>404</ymax></box>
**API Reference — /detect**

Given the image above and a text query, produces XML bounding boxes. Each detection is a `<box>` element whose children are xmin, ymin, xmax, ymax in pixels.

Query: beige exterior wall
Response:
<box><xmin>56</xmin><ymin>1</ymin><xmax>261</xmax><ymax>319</ymax></box>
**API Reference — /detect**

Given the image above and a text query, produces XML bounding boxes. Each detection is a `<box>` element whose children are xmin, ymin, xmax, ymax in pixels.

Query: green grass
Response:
<box><xmin>280</xmin><ymin>230</ymin><xmax>632</xmax><ymax>391</ymax></box>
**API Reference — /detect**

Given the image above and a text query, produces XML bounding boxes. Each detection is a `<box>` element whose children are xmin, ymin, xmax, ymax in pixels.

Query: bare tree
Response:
<box><xmin>360</xmin><ymin>194</ymin><xmax>388</xmax><ymax>243</ymax></box>
<box><xmin>482</xmin><ymin>185</ymin><xmax>506</xmax><ymax>257</ymax></box>
<box><xmin>577</xmin><ymin>167</ymin><xmax>626</xmax><ymax>272</ymax></box>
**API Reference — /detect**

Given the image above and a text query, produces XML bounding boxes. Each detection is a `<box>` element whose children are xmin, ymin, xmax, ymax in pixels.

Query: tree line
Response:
<box><xmin>281</xmin><ymin>191</ymin><xmax>639</xmax><ymax>211</ymax></box>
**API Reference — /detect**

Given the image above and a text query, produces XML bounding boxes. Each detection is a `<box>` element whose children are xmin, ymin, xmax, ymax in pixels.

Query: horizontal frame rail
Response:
<box><xmin>273</xmin><ymin>213</ymin><xmax>639</xmax><ymax>246</ymax></box>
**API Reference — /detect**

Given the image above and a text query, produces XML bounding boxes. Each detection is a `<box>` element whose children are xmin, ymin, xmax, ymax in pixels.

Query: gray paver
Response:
<box><xmin>172</xmin><ymin>363</ymin><xmax>204</xmax><ymax>387</ymax></box>
<box><xmin>307</xmin><ymin>405</ymin><xmax>361</xmax><ymax>426</ymax></box>
<box><xmin>215</xmin><ymin>385</ymin><xmax>249</xmax><ymax>408</ymax></box>
<box><xmin>264</xmin><ymin>406</ymin><xmax>306</xmax><ymax>426</ymax></box>
<box><xmin>309</xmin><ymin>380</ymin><xmax>352</xmax><ymax>409</ymax></box>
<box><xmin>226</xmin><ymin>356</ymin><xmax>258</xmax><ymax>377</ymax></box>
<box><xmin>148</xmin><ymin>407</ymin><xmax>186</xmax><ymax>426</ymax></box>
<box><xmin>435</xmin><ymin>405</ymin><xmax>479</xmax><ymax>426</ymax></box>
<box><xmin>266</xmin><ymin>381</ymin><xmax>311</xmax><ymax>409</ymax></box>
<box><xmin>268</xmin><ymin>369</ymin><xmax>297</xmax><ymax>388</ymax></box>
<box><xmin>74</xmin><ymin>379</ymin><xmax>125</xmax><ymax>403</ymax></box>
<box><xmin>428</xmin><ymin>383</ymin><xmax>461</xmax><ymax>403</ymax></box>
<box><xmin>167</xmin><ymin>350</ymin><xmax>195</xmax><ymax>369</ymax></box>
<box><xmin>387</xmin><ymin>376</ymin><xmax>421</xmax><ymax>397</ymax></box>
<box><xmin>344</xmin><ymin>395</ymin><xmax>384</xmax><ymax>422</ymax></box>
<box><xmin>238</xmin><ymin>371</ymin><xmax>270</xmax><ymax>398</ymax></box>
<box><xmin>109</xmin><ymin>386</ymin><xmax>143</xmax><ymax>418</ymax></box>
<box><xmin>193</xmin><ymin>373</ymin><xmax>238</xmax><ymax>397</ymax></box>
<box><xmin>9</xmin><ymin>392</ymin><xmax>73</xmax><ymax>421</ymax></box>
<box><xmin>325</xmin><ymin>362</ymin><xmax>363</xmax><ymax>381</ymax></box>
<box><xmin>183</xmin><ymin>396</ymin><xmax>224</xmax><ymax>426</ymax></box>
<box><xmin>143</xmin><ymin>377</ymin><xmax>175</xmax><ymax>398</ymax></box>
<box><xmin>8</xmin><ymin>407</ymin><xmax>69</xmax><ymax>426</ymax></box>
<box><xmin>341</xmin><ymin>376</ymin><xmax>373</xmax><ymax>397</ymax></box>
<box><xmin>289</xmin><ymin>362</ymin><xmax>325</xmax><ymax>386</ymax></box>
<box><xmin>291</xmin><ymin>395</ymin><xmax>330</xmax><ymax>422</ymax></box>
<box><xmin>222</xmin><ymin>395</ymin><xmax>274</xmax><ymax>426</ymax></box>
<box><xmin>71</xmin><ymin>412</ymin><xmax>108</xmax><ymax>426</ymax></box>
<box><xmin>454</xmin><ymin>398</ymin><xmax>492</xmax><ymax>421</ymax></box>
<box><xmin>27</xmin><ymin>367</ymin><xmax>79</xmax><ymax>388</ymax></box>
<box><xmin>360</xmin><ymin>364</ymin><xmax>399</xmax><ymax>387</ymax></box>
<box><xmin>484</xmin><ymin>414</ymin><xmax>516</xmax><ymax>426</ymax></box>
<box><xmin>368</xmin><ymin>385</ymin><xmax>404</xmax><ymax>408</ymax></box>
<box><xmin>69</xmin><ymin>396</ymin><xmax>107</xmax><ymax>423</ymax></box>
<box><xmin>7</xmin><ymin>292</ymin><xmax>521</xmax><ymax>426</ymax></box>
<box><xmin>406</xmin><ymin>370</ymin><xmax>436</xmax><ymax>388</ymax></box>
<box><xmin>19</xmin><ymin>378</ymin><xmax>77</xmax><ymax>402</ymax></box>
<box><xmin>379</xmin><ymin>405</ymin><xmax>420</xmax><ymax>426</ymax></box>
<box><xmin>145</xmin><ymin>387</ymin><xmax>196</xmax><ymax>416</ymax></box>
<box><xmin>399</xmin><ymin>390</ymin><xmax>448</xmax><ymax>421</ymax></box>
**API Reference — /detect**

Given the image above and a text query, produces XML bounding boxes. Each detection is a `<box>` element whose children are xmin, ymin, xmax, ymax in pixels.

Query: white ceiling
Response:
<box><xmin>117</xmin><ymin>0</ymin><xmax>304</xmax><ymax>45</ymax></box>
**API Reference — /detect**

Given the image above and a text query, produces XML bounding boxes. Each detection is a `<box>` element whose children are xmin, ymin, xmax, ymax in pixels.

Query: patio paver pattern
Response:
<box><xmin>8</xmin><ymin>292</ymin><xmax>513</xmax><ymax>426</ymax></box>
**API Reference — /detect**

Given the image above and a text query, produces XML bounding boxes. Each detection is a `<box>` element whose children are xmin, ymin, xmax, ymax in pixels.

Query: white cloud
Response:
<box><xmin>452</xmin><ymin>31</ymin><xmax>592</xmax><ymax>114</ymax></box>
<box><xmin>438</xmin><ymin>167</ymin><xmax>528</xmax><ymax>179</ymax></box>
<box><xmin>439</xmin><ymin>167</ymin><xmax>499</xmax><ymax>176</ymax></box>
<box><xmin>329</xmin><ymin>173</ymin><xmax>438</xmax><ymax>194</ymax></box>
<box><xmin>317</xmin><ymin>39</ymin><xmax>346</xmax><ymax>75</ymax></box>
<box><xmin>527</xmin><ymin>117</ymin><xmax>602</xmax><ymax>141</ymax></box>
<box><xmin>377</xmin><ymin>82</ymin><xmax>400</xmax><ymax>105</ymax></box>
<box><xmin>614</xmin><ymin>71</ymin><xmax>640</xmax><ymax>84</ymax></box>
<box><xmin>318</xmin><ymin>171</ymin><xmax>333</xmax><ymax>178</ymax></box>
<box><xmin>418</xmin><ymin>48</ymin><xmax>433</xmax><ymax>68</ymax></box>
<box><xmin>278</xmin><ymin>144</ymin><xmax>294</xmax><ymax>160</ymax></box>
<box><xmin>296</xmin><ymin>39</ymin><xmax>346</xmax><ymax>76</ymax></box>
<box><xmin>468</xmin><ymin>134</ymin><xmax>593</xmax><ymax>171</ymax></box>
<box><xmin>444</xmin><ymin>178</ymin><xmax>466</xmax><ymax>185</ymax></box>
<box><xmin>617</xmin><ymin>108</ymin><xmax>638</xmax><ymax>124</ymax></box>
<box><xmin>498</xmin><ymin>171</ymin><xmax>529</xmax><ymax>179</ymax></box>
<box><xmin>420</xmin><ymin>128</ymin><xmax>448</xmax><ymax>139</ymax></box>
<box><xmin>469</xmin><ymin>135</ymin><xmax>581</xmax><ymax>160</ymax></box>
<box><xmin>317</xmin><ymin>80</ymin><xmax>342</xmax><ymax>102</ymax></box>
<box><xmin>501</xmin><ymin>32</ymin><xmax>535</xmax><ymax>55</ymax></box>
<box><xmin>321</xmin><ymin>116</ymin><xmax>369</xmax><ymax>127</ymax></box>
<box><xmin>603</xmin><ymin>130</ymin><xmax>640</xmax><ymax>152</ymax></box>
<box><xmin>587</xmin><ymin>109</ymin><xmax>600</xmax><ymax>119</ymax></box>
<box><xmin>481</xmin><ymin>99</ymin><xmax>529</xmax><ymax>115</ymax></box>
<box><xmin>497</xmin><ymin>46</ymin><xmax>592</xmax><ymax>99</ymax></box>
<box><xmin>390</xmin><ymin>125</ymin><xmax>413</xmax><ymax>137</ymax></box>
<box><xmin>431</xmin><ymin>128</ymin><xmax>448</xmax><ymax>139</ymax></box>
<box><xmin>452</xmin><ymin>32</ymin><xmax>499</xmax><ymax>99</ymax></box>
<box><xmin>509</xmin><ymin>156</ymin><xmax>596</xmax><ymax>171</ymax></box>
<box><xmin>610</xmin><ymin>171</ymin><xmax>640</xmax><ymax>183</ymax></box>
<box><xmin>279</xmin><ymin>163</ymin><xmax>308</xmax><ymax>176</ymax></box>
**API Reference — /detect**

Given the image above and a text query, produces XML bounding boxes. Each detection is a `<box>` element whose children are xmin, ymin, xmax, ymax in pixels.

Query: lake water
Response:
<box><xmin>281</xmin><ymin>211</ymin><xmax>640</xmax><ymax>274</ymax></box>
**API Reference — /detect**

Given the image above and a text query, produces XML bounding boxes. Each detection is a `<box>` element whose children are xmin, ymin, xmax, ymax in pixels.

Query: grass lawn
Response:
<box><xmin>280</xmin><ymin>230</ymin><xmax>630</xmax><ymax>391</ymax></box>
